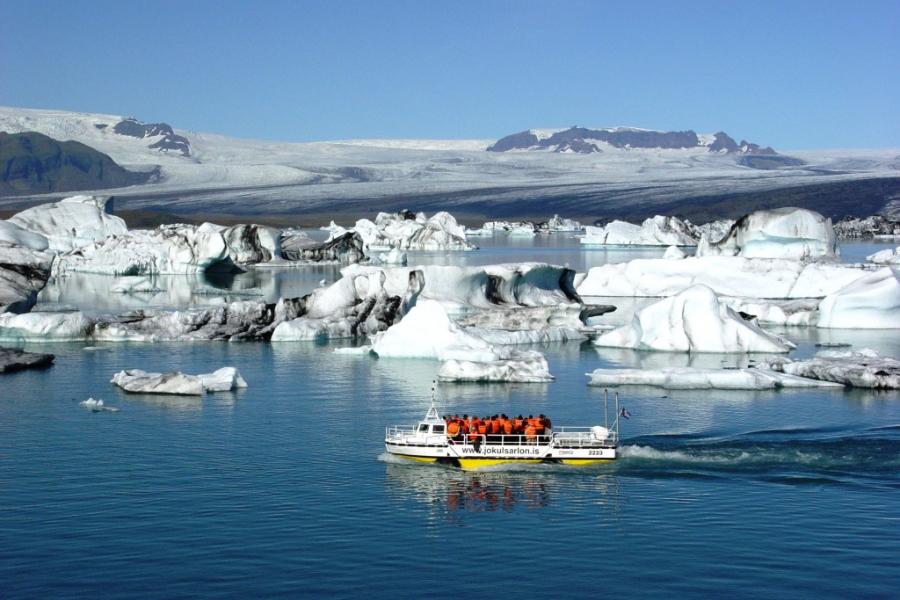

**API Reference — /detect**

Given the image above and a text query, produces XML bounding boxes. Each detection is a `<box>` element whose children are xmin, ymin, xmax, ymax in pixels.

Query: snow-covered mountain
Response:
<box><xmin>0</xmin><ymin>106</ymin><xmax>898</xmax><ymax>222</ymax></box>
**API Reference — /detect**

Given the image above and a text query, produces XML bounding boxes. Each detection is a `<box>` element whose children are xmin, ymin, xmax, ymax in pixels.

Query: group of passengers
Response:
<box><xmin>442</xmin><ymin>414</ymin><xmax>552</xmax><ymax>444</ymax></box>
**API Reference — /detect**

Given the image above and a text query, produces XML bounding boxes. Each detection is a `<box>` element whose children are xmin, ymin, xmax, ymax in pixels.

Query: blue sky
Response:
<box><xmin>1</xmin><ymin>0</ymin><xmax>897</xmax><ymax>148</ymax></box>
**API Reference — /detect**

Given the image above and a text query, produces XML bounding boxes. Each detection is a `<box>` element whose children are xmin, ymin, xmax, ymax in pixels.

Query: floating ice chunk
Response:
<box><xmin>593</xmin><ymin>284</ymin><xmax>795</xmax><ymax>353</ymax></box>
<box><xmin>762</xmin><ymin>350</ymin><xmax>900</xmax><ymax>388</ymax></box>
<box><xmin>465</xmin><ymin>326</ymin><xmax>586</xmax><ymax>345</ymax></box>
<box><xmin>663</xmin><ymin>245</ymin><xmax>686</xmax><ymax>260</ymax></box>
<box><xmin>372</xmin><ymin>299</ymin><xmax>499</xmax><ymax>361</ymax></box>
<box><xmin>697</xmin><ymin>207</ymin><xmax>837</xmax><ymax>260</ymax></box>
<box><xmin>866</xmin><ymin>247</ymin><xmax>900</xmax><ymax>265</ymax></box>
<box><xmin>577</xmin><ymin>255</ymin><xmax>866</xmax><ymax>298</ymax></box>
<box><xmin>80</xmin><ymin>397</ymin><xmax>119</xmax><ymax>412</ymax></box>
<box><xmin>52</xmin><ymin>224</ymin><xmax>234</xmax><ymax>276</ymax></box>
<box><xmin>221</xmin><ymin>224</ymin><xmax>281</xmax><ymax>264</ymax></box>
<box><xmin>0</xmin><ymin>311</ymin><xmax>95</xmax><ymax>342</ymax></box>
<box><xmin>542</xmin><ymin>215</ymin><xmax>583</xmax><ymax>233</ymax></box>
<box><xmin>271</xmin><ymin>317</ymin><xmax>356</xmax><ymax>341</ymax></box>
<box><xmin>817</xmin><ymin>267</ymin><xmax>900</xmax><ymax>329</ymax></box>
<box><xmin>0</xmin><ymin>346</ymin><xmax>54</xmax><ymax>372</ymax></box>
<box><xmin>586</xmin><ymin>367</ymin><xmax>840</xmax><ymax>390</ymax></box>
<box><xmin>111</xmin><ymin>367</ymin><xmax>248</xmax><ymax>395</ymax></box>
<box><xmin>8</xmin><ymin>196</ymin><xmax>128</xmax><ymax>253</ymax></box>
<box><xmin>197</xmin><ymin>367</ymin><xmax>248</xmax><ymax>392</ymax></box>
<box><xmin>439</xmin><ymin>351</ymin><xmax>553</xmax><ymax>383</ymax></box>
<box><xmin>333</xmin><ymin>211</ymin><xmax>474</xmax><ymax>252</ymax></box>
<box><xmin>580</xmin><ymin>216</ymin><xmax>697</xmax><ymax>246</ymax></box>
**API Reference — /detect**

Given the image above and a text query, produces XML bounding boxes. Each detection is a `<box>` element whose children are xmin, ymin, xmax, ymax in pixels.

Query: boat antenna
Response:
<box><xmin>604</xmin><ymin>388</ymin><xmax>609</xmax><ymax>429</ymax></box>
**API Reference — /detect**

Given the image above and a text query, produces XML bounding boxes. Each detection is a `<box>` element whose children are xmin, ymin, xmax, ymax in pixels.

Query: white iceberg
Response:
<box><xmin>221</xmin><ymin>224</ymin><xmax>281</xmax><ymax>264</ymax></box>
<box><xmin>332</xmin><ymin>211</ymin><xmax>474</xmax><ymax>252</ymax></box>
<box><xmin>696</xmin><ymin>207</ymin><xmax>837</xmax><ymax>260</ymax></box>
<box><xmin>867</xmin><ymin>247</ymin><xmax>900</xmax><ymax>265</ymax></box>
<box><xmin>0</xmin><ymin>311</ymin><xmax>95</xmax><ymax>342</ymax></box>
<box><xmin>762</xmin><ymin>349</ymin><xmax>900</xmax><ymax>389</ymax></box>
<box><xmin>663</xmin><ymin>245</ymin><xmax>686</xmax><ymax>260</ymax></box>
<box><xmin>816</xmin><ymin>267</ymin><xmax>900</xmax><ymax>329</ymax></box>
<box><xmin>586</xmin><ymin>367</ymin><xmax>841</xmax><ymax>390</ymax></box>
<box><xmin>542</xmin><ymin>215</ymin><xmax>583</xmax><ymax>233</ymax></box>
<box><xmin>111</xmin><ymin>367</ymin><xmax>248</xmax><ymax>395</ymax></box>
<box><xmin>52</xmin><ymin>223</ymin><xmax>235</xmax><ymax>276</ymax></box>
<box><xmin>372</xmin><ymin>299</ymin><xmax>499</xmax><ymax>362</ymax></box>
<box><xmin>723</xmin><ymin>298</ymin><xmax>817</xmax><ymax>326</ymax></box>
<box><xmin>577</xmin><ymin>255</ymin><xmax>866</xmax><ymax>299</ymax></box>
<box><xmin>593</xmin><ymin>284</ymin><xmax>795</xmax><ymax>353</ymax></box>
<box><xmin>8</xmin><ymin>196</ymin><xmax>127</xmax><ymax>253</ymax></box>
<box><xmin>439</xmin><ymin>351</ymin><xmax>553</xmax><ymax>383</ymax></box>
<box><xmin>80</xmin><ymin>397</ymin><xmax>119</xmax><ymax>412</ymax></box>
<box><xmin>580</xmin><ymin>216</ymin><xmax>697</xmax><ymax>247</ymax></box>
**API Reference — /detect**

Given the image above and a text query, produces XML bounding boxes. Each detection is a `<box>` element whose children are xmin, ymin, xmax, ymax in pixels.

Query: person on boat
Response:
<box><xmin>514</xmin><ymin>415</ymin><xmax>525</xmax><ymax>434</ymax></box>
<box><xmin>502</xmin><ymin>414</ymin><xmax>514</xmax><ymax>437</ymax></box>
<box><xmin>447</xmin><ymin>417</ymin><xmax>461</xmax><ymax>440</ymax></box>
<box><xmin>524</xmin><ymin>421</ymin><xmax>537</xmax><ymax>444</ymax></box>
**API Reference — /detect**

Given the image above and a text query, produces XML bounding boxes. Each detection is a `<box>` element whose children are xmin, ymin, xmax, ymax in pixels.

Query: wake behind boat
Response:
<box><xmin>385</xmin><ymin>385</ymin><xmax>623</xmax><ymax>470</ymax></box>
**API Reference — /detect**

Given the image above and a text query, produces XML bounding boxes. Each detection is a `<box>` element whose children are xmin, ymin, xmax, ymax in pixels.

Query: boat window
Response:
<box><xmin>432</xmin><ymin>424</ymin><xmax>445</xmax><ymax>434</ymax></box>
<box><xmin>418</xmin><ymin>424</ymin><xmax>429</xmax><ymax>432</ymax></box>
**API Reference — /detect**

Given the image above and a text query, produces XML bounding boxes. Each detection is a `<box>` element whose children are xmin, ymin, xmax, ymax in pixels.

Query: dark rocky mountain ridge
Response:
<box><xmin>0</xmin><ymin>131</ymin><xmax>157</xmax><ymax>197</ymax></box>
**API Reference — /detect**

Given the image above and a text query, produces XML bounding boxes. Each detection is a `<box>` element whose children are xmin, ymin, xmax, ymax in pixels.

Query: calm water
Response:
<box><xmin>3</xmin><ymin>236</ymin><xmax>899</xmax><ymax>598</ymax></box>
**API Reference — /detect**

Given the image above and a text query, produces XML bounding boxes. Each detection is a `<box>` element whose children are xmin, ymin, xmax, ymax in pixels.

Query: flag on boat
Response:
<box><xmin>620</xmin><ymin>408</ymin><xmax>631</xmax><ymax>419</ymax></box>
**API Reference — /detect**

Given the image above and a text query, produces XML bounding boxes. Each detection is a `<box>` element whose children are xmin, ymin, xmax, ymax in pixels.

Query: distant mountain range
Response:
<box><xmin>0</xmin><ymin>131</ymin><xmax>157</xmax><ymax>197</ymax></box>
<box><xmin>486</xmin><ymin>126</ymin><xmax>806</xmax><ymax>169</ymax></box>
<box><xmin>0</xmin><ymin>106</ymin><xmax>897</xmax><ymax>222</ymax></box>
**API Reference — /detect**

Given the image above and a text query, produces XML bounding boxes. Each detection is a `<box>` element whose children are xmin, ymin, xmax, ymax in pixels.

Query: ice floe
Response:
<box><xmin>867</xmin><ymin>247</ymin><xmax>900</xmax><ymax>265</ymax></box>
<box><xmin>7</xmin><ymin>195</ymin><xmax>127</xmax><ymax>253</ymax></box>
<box><xmin>762</xmin><ymin>349</ymin><xmax>900</xmax><ymax>389</ymax></box>
<box><xmin>280</xmin><ymin>230</ymin><xmax>365</xmax><ymax>264</ymax></box>
<box><xmin>111</xmin><ymin>367</ymin><xmax>247</xmax><ymax>395</ymax></box>
<box><xmin>541</xmin><ymin>215</ymin><xmax>584</xmax><ymax>233</ymax></box>
<box><xmin>580</xmin><ymin>216</ymin><xmax>697</xmax><ymax>247</ymax></box>
<box><xmin>439</xmin><ymin>351</ymin><xmax>553</xmax><ymax>383</ymax></box>
<box><xmin>816</xmin><ymin>267</ymin><xmax>900</xmax><ymax>329</ymax></box>
<box><xmin>0</xmin><ymin>346</ymin><xmax>54</xmax><ymax>372</ymax></box>
<box><xmin>586</xmin><ymin>367</ymin><xmax>841</xmax><ymax>390</ymax></box>
<box><xmin>375</xmin><ymin>248</ymin><xmax>408</xmax><ymax>265</ymax></box>
<box><xmin>80</xmin><ymin>397</ymin><xmax>119</xmax><ymax>412</ymax></box>
<box><xmin>593</xmin><ymin>284</ymin><xmax>795</xmax><ymax>353</ymax></box>
<box><xmin>696</xmin><ymin>207</ymin><xmax>837</xmax><ymax>260</ymax></box>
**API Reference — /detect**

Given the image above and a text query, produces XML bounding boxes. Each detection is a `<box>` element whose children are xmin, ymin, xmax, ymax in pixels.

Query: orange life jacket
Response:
<box><xmin>525</xmin><ymin>424</ymin><xmax>537</xmax><ymax>439</ymax></box>
<box><xmin>448</xmin><ymin>421</ymin><xmax>460</xmax><ymax>436</ymax></box>
<box><xmin>491</xmin><ymin>420</ymin><xmax>501</xmax><ymax>434</ymax></box>
<box><xmin>478</xmin><ymin>422</ymin><xmax>488</xmax><ymax>435</ymax></box>
<box><xmin>514</xmin><ymin>418</ymin><xmax>524</xmax><ymax>431</ymax></box>
<box><xmin>503</xmin><ymin>419</ymin><xmax>514</xmax><ymax>435</ymax></box>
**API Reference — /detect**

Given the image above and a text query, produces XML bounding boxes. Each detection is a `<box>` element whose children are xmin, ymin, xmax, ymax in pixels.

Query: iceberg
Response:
<box><xmin>372</xmin><ymin>299</ymin><xmax>498</xmax><ymax>361</ymax></box>
<box><xmin>8</xmin><ymin>195</ymin><xmax>127</xmax><ymax>253</ymax></box>
<box><xmin>577</xmin><ymin>255</ymin><xmax>866</xmax><ymax>298</ymax></box>
<box><xmin>221</xmin><ymin>223</ymin><xmax>281</xmax><ymax>264</ymax></box>
<box><xmin>0</xmin><ymin>346</ymin><xmax>54</xmax><ymax>372</ymax></box>
<box><xmin>593</xmin><ymin>284</ymin><xmax>795</xmax><ymax>353</ymax></box>
<box><xmin>816</xmin><ymin>267</ymin><xmax>900</xmax><ymax>329</ymax></box>
<box><xmin>111</xmin><ymin>367</ymin><xmax>247</xmax><ymax>395</ymax></box>
<box><xmin>51</xmin><ymin>223</ymin><xmax>236</xmax><ymax>276</ymax></box>
<box><xmin>80</xmin><ymin>397</ymin><xmax>119</xmax><ymax>412</ymax></box>
<box><xmin>723</xmin><ymin>298</ymin><xmax>817</xmax><ymax>326</ymax></box>
<box><xmin>867</xmin><ymin>247</ymin><xmax>900</xmax><ymax>265</ymax></box>
<box><xmin>439</xmin><ymin>351</ymin><xmax>553</xmax><ymax>383</ymax></box>
<box><xmin>762</xmin><ymin>349</ymin><xmax>900</xmax><ymax>389</ymax></box>
<box><xmin>580</xmin><ymin>216</ymin><xmax>697</xmax><ymax>246</ymax></box>
<box><xmin>586</xmin><ymin>367</ymin><xmax>841</xmax><ymax>390</ymax></box>
<box><xmin>697</xmin><ymin>207</ymin><xmax>837</xmax><ymax>260</ymax></box>
<box><xmin>0</xmin><ymin>311</ymin><xmax>96</xmax><ymax>342</ymax></box>
<box><xmin>541</xmin><ymin>215</ymin><xmax>584</xmax><ymax>233</ymax></box>
<box><xmin>375</xmin><ymin>248</ymin><xmax>408</xmax><ymax>265</ymax></box>
<box><xmin>331</xmin><ymin>210</ymin><xmax>475</xmax><ymax>252</ymax></box>
<box><xmin>663</xmin><ymin>245</ymin><xmax>686</xmax><ymax>260</ymax></box>
<box><xmin>280</xmin><ymin>231</ymin><xmax>365</xmax><ymax>264</ymax></box>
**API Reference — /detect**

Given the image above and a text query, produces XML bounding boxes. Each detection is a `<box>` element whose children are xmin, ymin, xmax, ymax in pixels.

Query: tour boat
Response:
<box><xmin>385</xmin><ymin>385</ymin><xmax>622</xmax><ymax>470</ymax></box>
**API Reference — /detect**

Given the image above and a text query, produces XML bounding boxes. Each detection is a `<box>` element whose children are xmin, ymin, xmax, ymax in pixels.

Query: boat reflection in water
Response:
<box><xmin>384</xmin><ymin>462</ymin><xmax>553</xmax><ymax>514</ymax></box>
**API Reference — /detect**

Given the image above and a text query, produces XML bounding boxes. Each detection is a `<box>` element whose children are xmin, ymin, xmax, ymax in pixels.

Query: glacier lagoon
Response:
<box><xmin>2</xmin><ymin>234</ymin><xmax>899</xmax><ymax>598</ymax></box>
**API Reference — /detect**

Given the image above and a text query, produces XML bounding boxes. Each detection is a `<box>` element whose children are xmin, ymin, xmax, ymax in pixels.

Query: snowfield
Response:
<box><xmin>2</xmin><ymin>106</ymin><xmax>898</xmax><ymax>219</ymax></box>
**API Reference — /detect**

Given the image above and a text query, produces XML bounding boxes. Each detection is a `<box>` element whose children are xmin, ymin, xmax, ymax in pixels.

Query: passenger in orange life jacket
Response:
<box><xmin>513</xmin><ymin>415</ymin><xmax>525</xmax><ymax>434</ymax></box>
<box><xmin>491</xmin><ymin>415</ymin><xmax>502</xmax><ymax>435</ymax></box>
<box><xmin>502</xmin><ymin>414</ymin><xmax>514</xmax><ymax>436</ymax></box>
